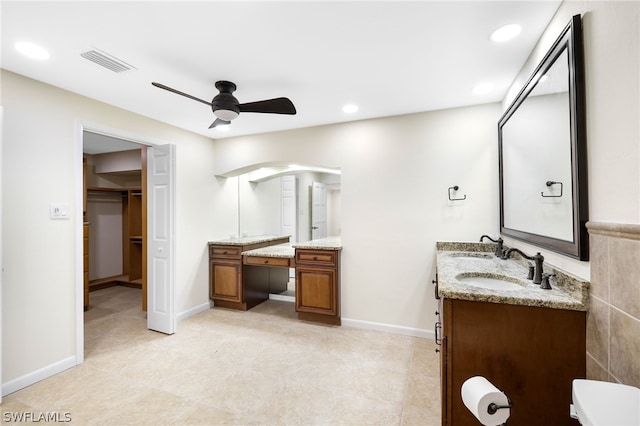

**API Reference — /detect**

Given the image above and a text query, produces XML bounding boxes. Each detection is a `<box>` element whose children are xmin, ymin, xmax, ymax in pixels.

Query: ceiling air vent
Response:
<box><xmin>80</xmin><ymin>49</ymin><xmax>136</xmax><ymax>73</ymax></box>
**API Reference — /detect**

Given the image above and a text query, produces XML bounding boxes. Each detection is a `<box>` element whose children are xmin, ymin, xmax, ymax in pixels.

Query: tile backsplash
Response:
<box><xmin>586</xmin><ymin>222</ymin><xmax>640</xmax><ymax>387</ymax></box>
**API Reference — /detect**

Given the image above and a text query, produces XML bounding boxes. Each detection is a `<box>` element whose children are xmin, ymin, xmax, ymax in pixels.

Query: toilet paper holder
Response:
<box><xmin>488</xmin><ymin>398</ymin><xmax>513</xmax><ymax>415</ymax></box>
<box><xmin>462</xmin><ymin>376</ymin><xmax>513</xmax><ymax>425</ymax></box>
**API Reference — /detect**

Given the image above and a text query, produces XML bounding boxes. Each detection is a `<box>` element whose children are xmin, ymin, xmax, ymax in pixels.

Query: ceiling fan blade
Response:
<box><xmin>209</xmin><ymin>118</ymin><xmax>231</xmax><ymax>129</ymax></box>
<box><xmin>238</xmin><ymin>97</ymin><xmax>296</xmax><ymax>115</ymax></box>
<box><xmin>152</xmin><ymin>82</ymin><xmax>212</xmax><ymax>106</ymax></box>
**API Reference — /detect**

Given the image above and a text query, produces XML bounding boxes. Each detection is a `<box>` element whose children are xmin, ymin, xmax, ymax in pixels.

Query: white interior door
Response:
<box><xmin>147</xmin><ymin>144</ymin><xmax>176</xmax><ymax>334</ymax></box>
<box><xmin>311</xmin><ymin>181</ymin><xmax>327</xmax><ymax>240</ymax></box>
<box><xmin>281</xmin><ymin>175</ymin><xmax>297</xmax><ymax>242</ymax></box>
<box><xmin>281</xmin><ymin>175</ymin><xmax>297</xmax><ymax>278</ymax></box>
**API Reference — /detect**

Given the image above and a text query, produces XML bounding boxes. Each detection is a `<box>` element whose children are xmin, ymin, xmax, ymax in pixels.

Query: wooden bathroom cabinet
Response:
<box><xmin>439</xmin><ymin>298</ymin><xmax>585</xmax><ymax>425</ymax></box>
<box><xmin>294</xmin><ymin>248</ymin><xmax>341</xmax><ymax>325</ymax></box>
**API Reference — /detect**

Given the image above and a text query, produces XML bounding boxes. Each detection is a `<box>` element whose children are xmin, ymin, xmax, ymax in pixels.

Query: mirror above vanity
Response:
<box><xmin>499</xmin><ymin>15</ymin><xmax>588</xmax><ymax>260</ymax></box>
<box><xmin>237</xmin><ymin>163</ymin><xmax>341</xmax><ymax>243</ymax></box>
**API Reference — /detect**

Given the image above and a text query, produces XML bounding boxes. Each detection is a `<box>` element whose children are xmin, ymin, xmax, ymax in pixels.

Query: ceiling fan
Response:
<box><xmin>151</xmin><ymin>80</ymin><xmax>296</xmax><ymax>129</ymax></box>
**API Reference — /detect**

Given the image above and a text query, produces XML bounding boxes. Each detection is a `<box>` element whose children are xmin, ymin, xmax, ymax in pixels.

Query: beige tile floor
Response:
<box><xmin>2</xmin><ymin>286</ymin><xmax>441</xmax><ymax>425</ymax></box>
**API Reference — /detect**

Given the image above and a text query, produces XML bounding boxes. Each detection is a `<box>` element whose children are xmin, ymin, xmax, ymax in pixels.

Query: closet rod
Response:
<box><xmin>87</xmin><ymin>190</ymin><xmax>127</xmax><ymax>196</ymax></box>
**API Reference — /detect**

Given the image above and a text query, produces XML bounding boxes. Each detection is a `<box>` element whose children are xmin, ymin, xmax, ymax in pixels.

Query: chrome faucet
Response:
<box><xmin>479</xmin><ymin>235</ymin><xmax>504</xmax><ymax>257</ymax></box>
<box><xmin>502</xmin><ymin>248</ymin><xmax>545</xmax><ymax>285</ymax></box>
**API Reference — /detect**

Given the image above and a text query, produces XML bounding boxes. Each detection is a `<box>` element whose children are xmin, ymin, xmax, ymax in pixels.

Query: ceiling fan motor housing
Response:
<box><xmin>152</xmin><ymin>79</ymin><xmax>296</xmax><ymax>128</ymax></box>
<box><xmin>212</xmin><ymin>80</ymin><xmax>240</xmax><ymax>121</ymax></box>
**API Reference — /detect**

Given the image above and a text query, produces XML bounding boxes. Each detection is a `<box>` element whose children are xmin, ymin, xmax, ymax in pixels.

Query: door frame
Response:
<box><xmin>0</xmin><ymin>106</ymin><xmax>4</xmax><ymax>403</ymax></box>
<box><xmin>75</xmin><ymin>121</ymin><xmax>175</xmax><ymax>363</ymax></box>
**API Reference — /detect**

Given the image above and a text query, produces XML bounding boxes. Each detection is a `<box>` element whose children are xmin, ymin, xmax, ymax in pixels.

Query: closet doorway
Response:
<box><xmin>83</xmin><ymin>131</ymin><xmax>148</xmax><ymax>312</ymax></box>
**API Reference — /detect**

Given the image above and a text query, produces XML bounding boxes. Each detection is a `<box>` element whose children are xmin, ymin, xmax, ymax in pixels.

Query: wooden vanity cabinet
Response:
<box><xmin>210</xmin><ymin>245</ymin><xmax>243</xmax><ymax>305</ymax></box>
<box><xmin>209</xmin><ymin>238</ymin><xmax>289</xmax><ymax>310</ymax></box>
<box><xmin>440</xmin><ymin>298</ymin><xmax>585</xmax><ymax>425</ymax></box>
<box><xmin>294</xmin><ymin>249</ymin><xmax>341</xmax><ymax>325</ymax></box>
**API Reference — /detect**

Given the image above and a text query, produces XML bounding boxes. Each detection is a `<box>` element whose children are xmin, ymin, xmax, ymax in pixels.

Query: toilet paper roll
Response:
<box><xmin>461</xmin><ymin>376</ymin><xmax>511</xmax><ymax>426</ymax></box>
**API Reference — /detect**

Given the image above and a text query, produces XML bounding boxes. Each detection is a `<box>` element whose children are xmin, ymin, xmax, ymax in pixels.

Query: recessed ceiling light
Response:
<box><xmin>15</xmin><ymin>41</ymin><xmax>50</xmax><ymax>60</ymax></box>
<box><xmin>342</xmin><ymin>104</ymin><xmax>358</xmax><ymax>114</ymax></box>
<box><xmin>472</xmin><ymin>82</ymin><xmax>494</xmax><ymax>95</ymax></box>
<box><xmin>490</xmin><ymin>24</ymin><xmax>522</xmax><ymax>43</ymax></box>
<box><xmin>215</xmin><ymin>125</ymin><xmax>230</xmax><ymax>132</ymax></box>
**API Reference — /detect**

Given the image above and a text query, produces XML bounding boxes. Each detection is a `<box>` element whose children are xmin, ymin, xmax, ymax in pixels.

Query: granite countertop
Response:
<box><xmin>292</xmin><ymin>236</ymin><xmax>342</xmax><ymax>250</ymax></box>
<box><xmin>208</xmin><ymin>235</ymin><xmax>290</xmax><ymax>246</ymax></box>
<box><xmin>242</xmin><ymin>243</ymin><xmax>294</xmax><ymax>259</ymax></box>
<box><xmin>436</xmin><ymin>241</ymin><xmax>589</xmax><ymax>311</ymax></box>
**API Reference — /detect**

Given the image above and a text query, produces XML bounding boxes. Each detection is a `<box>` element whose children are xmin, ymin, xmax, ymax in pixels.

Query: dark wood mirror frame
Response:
<box><xmin>498</xmin><ymin>15</ymin><xmax>588</xmax><ymax>260</ymax></box>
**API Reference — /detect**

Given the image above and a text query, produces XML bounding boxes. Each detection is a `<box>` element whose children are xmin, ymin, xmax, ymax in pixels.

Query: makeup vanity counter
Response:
<box><xmin>434</xmin><ymin>241</ymin><xmax>588</xmax><ymax>425</ymax></box>
<box><xmin>208</xmin><ymin>235</ymin><xmax>290</xmax><ymax>310</ymax></box>
<box><xmin>209</xmin><ymin>236</ymin><xmax>342</xmax><ymax>325</ymax></box>
<box><xmin>239</xmin><ymin>237</ymin><xmax>343</xmax><ymax>325</ymax></box>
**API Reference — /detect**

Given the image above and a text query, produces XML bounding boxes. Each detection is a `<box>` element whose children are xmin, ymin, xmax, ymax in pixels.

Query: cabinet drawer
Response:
<box><xmin>244</xmin><ymin>256</ymin><xmax>291</xmax><ymax>267</ymax></box>
<box><xmin>295</xmin><ymin>250</ymin><xmax>337</xmax><ymax>266</ymax></box>
<box><xmin>209</xmin><ymin>245</ymin><xmax>242</xmax><ymax>259</ymax></box>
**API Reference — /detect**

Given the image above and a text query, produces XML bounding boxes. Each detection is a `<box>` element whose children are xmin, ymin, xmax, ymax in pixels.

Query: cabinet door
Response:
<box><xmin>210</xmin><ymin>260</ymin><xmax>242</xmax><ymax>302</ymax></box>
<box><xmin>444</xmin><ymin>299</ymin><xmax>585</xmax><ymax>425</ymax></box>
<box><xmin>295</xmin><ymin>267</ymin><xmax>337</xmax><ymax>316</ymax></box>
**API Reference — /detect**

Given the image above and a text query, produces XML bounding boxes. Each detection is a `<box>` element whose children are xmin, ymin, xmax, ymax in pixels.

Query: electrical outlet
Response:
<box><xmin>50</xmin><ymin>203</ymin><xmax>70</xmax><ymax>219</ymax></box>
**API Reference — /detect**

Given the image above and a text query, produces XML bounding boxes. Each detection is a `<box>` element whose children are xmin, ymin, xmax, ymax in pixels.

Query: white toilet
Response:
<box><xmin>571</xmin><ymin>379</ymin><xmax>640</xmax><ymax>425</ymax></box>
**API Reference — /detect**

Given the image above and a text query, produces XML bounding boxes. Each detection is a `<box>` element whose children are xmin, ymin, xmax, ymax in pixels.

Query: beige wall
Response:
<box><xmin>213</xmin><ymin>103</ymin><xmax>502</xmax><ymax>333</ymax></box>
<box><xmin>1</xmin><ymin>70</ymin><xmax>234</xmax><ymax>391</ymax></box>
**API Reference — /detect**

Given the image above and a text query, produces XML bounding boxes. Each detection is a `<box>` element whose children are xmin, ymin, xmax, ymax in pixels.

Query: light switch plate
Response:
<box><xmin>50</xmin><ymin>203</ymin><xmax>70</xmax><ymax>219</ymax></box>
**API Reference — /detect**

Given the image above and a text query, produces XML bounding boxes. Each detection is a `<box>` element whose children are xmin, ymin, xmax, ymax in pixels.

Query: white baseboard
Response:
<box><xmin>341</xmin><ymin>317</ymin><xmax>435</xmax><ymax>340</ymax></box>
<box><xmin>176</xmin><ymin>300</ymin><xmax>213</xmax><ymax>322</ymax></box>
<box><xmin>268</xmin><ymin>293</ymin><xmax>295</xmax><ymax>302</ymax></box>
<box><xmin>2</xmin><ymin>355</ymin><xmax>76</xmax><ymax>397</ymax></box>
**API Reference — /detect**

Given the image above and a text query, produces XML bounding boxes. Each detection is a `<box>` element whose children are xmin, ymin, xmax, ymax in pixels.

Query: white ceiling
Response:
<box><xmin>2</xmin><ymin>1</ymin><xmax>561</xmax><ymax>144</ymax></box>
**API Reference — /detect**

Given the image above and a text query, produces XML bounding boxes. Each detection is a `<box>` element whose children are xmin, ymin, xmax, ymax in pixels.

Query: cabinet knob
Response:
<box><xmin>435</xmin><ymin>348</ymin><xmax>440</xmax><ymax>353</ymax></box>
<box><xmin>264</xmin><ymin>260</ymin><xmax>269</xmax><ymax>264</ymax></box>
<box><xmin>313</xmin><ymin>256</ymin><xmax>318</xmax><ymax>260</ymax></box>
<box><xmin>223</xmin><ymin>251</ymin><xmax>228</xmax><ymax>254</ymax></box>
<box><xmin>435</xmin><ymin>311</ymin><xmax>439</xmax><ymax>316</ymax></box>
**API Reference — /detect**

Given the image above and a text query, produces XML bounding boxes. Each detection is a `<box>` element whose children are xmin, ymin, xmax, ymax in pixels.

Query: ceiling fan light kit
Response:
<box><xmin>152</xmin><ymin>80</ymin><xmax>296</xmax><ymax>129</ymax></box>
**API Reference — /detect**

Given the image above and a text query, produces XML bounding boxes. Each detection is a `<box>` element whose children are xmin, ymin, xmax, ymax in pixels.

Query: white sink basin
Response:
<box><xmin>456</xmin><ymin>274</ymin><xmax>524</xmax><ymax>291</ymax></box>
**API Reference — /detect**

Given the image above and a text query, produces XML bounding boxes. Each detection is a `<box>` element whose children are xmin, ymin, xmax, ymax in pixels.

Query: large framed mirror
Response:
<box><xmin>499</xmin><ymin>14</ymin><xmax>588</xmax><ymax>260</ymax></box>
